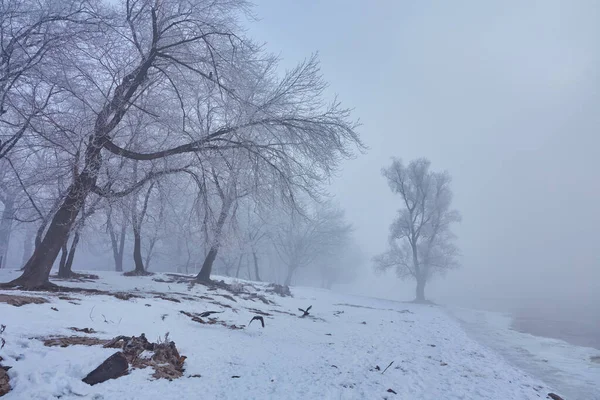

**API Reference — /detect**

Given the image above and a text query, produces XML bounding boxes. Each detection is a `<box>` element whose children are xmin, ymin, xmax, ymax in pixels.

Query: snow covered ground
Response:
<box><xmin>0</xmin><ymin>270</ymin><xmax>564</xmax><ymax>399</ymax></box>
<box><xmin>447</xmin><ymin>307</ymin><xmax>600</xmax><ymax>400</ymax></box>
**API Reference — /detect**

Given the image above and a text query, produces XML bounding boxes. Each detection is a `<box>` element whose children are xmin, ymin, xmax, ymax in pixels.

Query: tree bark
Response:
<box><xmin>8</xmin><ymin>134</ymin><xmax>104</xmax><ymax>288</ymax></box>
<box><xmin>59</xmin><ymin>229</ymin><xmax>81</xmax><ymax>278</ymax></box>
<box><xmin>0</xmin><ymin>194</ymin><xmax>15</xmax><ymax>269</ymax></box>
<box><xmin>143</xmin><ymin>236</ymin><xmax>157</xmax><ymax>271</ymax></box>
<box><xmin>132</xmin><ymin>226</ymin><xmax>145</xmax><ymax>274</ymax></box>
<box><xmin>128</xmin><ymin>177</ymin><xmax>153</xmax><ymax>276</ymax></box>
<box><xmin>252</xmin><ymin>251</ymin><xmax>261</xmax><ymax>282</ymax></box>
<box><xmin>107</xmin><ymin>213</ymin><xmax>127</xmax><ymax>272</ymax></box>
<box><xmin>196</xmin><ymin>245</ymin><xmax>218</xmax><ymax>282</ymax></box>
<box><xmin>57</xmin><ymin>243</ymin><xmax>69</xmax><ymax>278</ymax></box>
<box><xmin>195</xmin><ymin>199</ymin><xmax>231</xmax><ymax>282</ymax></box>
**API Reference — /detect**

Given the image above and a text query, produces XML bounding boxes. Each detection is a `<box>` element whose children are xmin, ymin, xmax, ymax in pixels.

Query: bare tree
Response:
<box><xmin>56</xmin><ymin>203</ymin><xmax>92</xmax><ymax>278</ymax></box>
<box><xmin>374</xmin><ymin>158</ymin><xmax>461</xmax><ymax>302</ymax></box>
<box><xmin>319</xmin><ymin>237</ymin><xmax>363</xmax><ymax>289</ymax></box>
<box><xmin>106</xmin><ymin>207</ymin><xmax>128</xmax><ymax>272</ymax></box>
<box><xmin>0</xmin><ymin>185</ymin><xmax>17</xmax><ymax>268</ymax></box>
<box><xmin>128</xmin><ymin>181</ymin><xmax>154</xmax><ymax>275</ymax></box>
<box><xmin>0</xmin><ymin>0</ymin><xmax>98</xmax><ymax>158</ymax></box>
<box><xmin>274</xmin><ymin>202</ymin><xmax>352</xmax><ymax>286</ymax></box>
<box><xmin>195</xmin><ymin>164</ymin><xmax>248</xmax><ymax>282</ymax></box>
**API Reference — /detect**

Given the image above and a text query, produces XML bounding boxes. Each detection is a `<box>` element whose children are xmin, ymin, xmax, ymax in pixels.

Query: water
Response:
<box><xmin>448</xmin><ymin>306</ymin><xmax>600</xmax><ymax>400</ymax></box>
<box><xmin>510</xmin><ymin>304</ymin><xmax>600</xmax><ymax>351</ymax></box>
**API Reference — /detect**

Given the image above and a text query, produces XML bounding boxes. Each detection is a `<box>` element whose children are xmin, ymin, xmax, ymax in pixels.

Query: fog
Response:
<box><xmin>248</xmin><ymin>0</ymin><xmax>600</xmax><ymax>318</ymax></box>
<box><xmin>1</xmin><ymin>0</ymin><xmax>598</xmax><ymax>344</ymax></box>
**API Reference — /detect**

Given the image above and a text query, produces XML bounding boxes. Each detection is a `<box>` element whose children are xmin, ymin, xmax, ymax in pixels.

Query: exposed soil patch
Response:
<box><xmin>153</xmin><ymin>294</ymin><xmax>181</xmax><ymax>303</ymax></box>
<box><xmin>209</xmin><ymin>300</ymin><xmax>236</xmax><ymax>310</ymax></box>
<box><xmin>69</xmin><ymin>327</ymin><xmax>97</xmax><ymax>334</ymax></box>
<box><xmin>0</xmin><ymin>294</ymin><xmax>48</xmax><ymax>307</ymax></box>
<box><xmin>42</xmin><ymin>336</ymin><xmax>109</xmax><ymax>347</ymax></box>
<box><xmin>57</xmin><ymin>295</ymin><xmax>81</xmax><ymax>302</ymax></box>
<box><xmin>179</xmin><ymin>311</ymin><xmax>244</xmax><ymax>330</ymax></box>
<box><xmin>242</xmin><ymin>293</ymin><xmax>274</xmax><ymax>305</ymax></box>
<box><xmin>123</xmin><ymin>270</ymin><xmax>154</xmax><ymax>277</ymax></box>
<box><xmin>112</xmin><ymin>292</ymin><xmax>142</xmax><ymax>301</ymax></box>
<box><xmin>0</xmin><ymin>366</ymin><xmax>9</xmax><ymax>397</ymax></box>
<box><xmin>51</xmin><ymin>273</ymin><xmax>99</xmax><ymax>282</ymax></box>
<box><xmin>245</xmin><ymin>308</ymin><xmax>272</xmax><ymax>316</ymax></box>
<box><xmin>269</xmin><ymin>309</ymin><xmax>297</xmax><ymax>316</ymax></box>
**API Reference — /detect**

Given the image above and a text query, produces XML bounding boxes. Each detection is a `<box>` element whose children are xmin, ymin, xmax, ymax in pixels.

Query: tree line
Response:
<box><xmin>0</xmin><ymin>0</ymin><xmax>363</xmax><ymax>289</ymax></box>
<box><xmin>0</xmin><ymin>0</ymin><xmax>461</xmax><ymax>302</ymax></box>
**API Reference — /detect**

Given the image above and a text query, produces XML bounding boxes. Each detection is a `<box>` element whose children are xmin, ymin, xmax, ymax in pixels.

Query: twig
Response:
<box><xmin>382</xmin><ymin>361</ymin><xmax>394</xmax><ymax>374</ymax></box>
<box><xmin>0</xmin><ymin>324</ymin><xmax>6</xmax><ymax>349</ymax></box>
<box><xmin>89</xmin><ymin>306</ymin><xmax>95</xmax><ymax>322</ymax></box>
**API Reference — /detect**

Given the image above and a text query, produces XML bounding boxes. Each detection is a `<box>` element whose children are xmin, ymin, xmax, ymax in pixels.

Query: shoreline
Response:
<box><xmin>510</xmin><ymin>309</ymin><xmax>600</xmax><ymax>353</ymax></box>
<box><xmin>447</xmin><ymin>306</ymin><xmax>600</xmax><ymax>400</ymax></box>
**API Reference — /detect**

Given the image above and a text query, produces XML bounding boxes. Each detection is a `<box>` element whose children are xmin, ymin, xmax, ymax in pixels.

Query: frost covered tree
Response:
<box><xmin>274</xmin><ymin>202</ymin><xmax>352</xmax><ymax>286</ymax></box>
<box><xmin>374</xmin><ymin>158</ymin><xmax>461</xmax><ymax>302</ymax></box>
<box><xmin>4</xmin><ymin>0</ymin><xmax>361</xmax><ymax>289</ymax></box>
<box><xmin>0</xmin><ymin>0</ymin><xmax>99</xmax><ymax>158</ymax></box>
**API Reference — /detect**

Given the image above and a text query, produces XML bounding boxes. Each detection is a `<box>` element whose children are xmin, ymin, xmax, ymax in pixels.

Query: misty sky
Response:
<box><xmin>248</xmin><ymin>1</ymin><xmax>600</xmax><ymax>309</ymax></box>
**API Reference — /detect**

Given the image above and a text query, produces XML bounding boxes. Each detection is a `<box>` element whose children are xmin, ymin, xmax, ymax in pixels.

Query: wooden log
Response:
<box><xmin>82</xmin><ymin>352</ymin><xmax>128</xmax><ymax>386</ymax></box>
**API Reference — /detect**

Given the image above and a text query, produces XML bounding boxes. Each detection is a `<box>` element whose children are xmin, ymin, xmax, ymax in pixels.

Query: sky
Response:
<box><xmin>247</xmin><ymin>0</ymin><xmax>600</xmax><ymax>312</ymax></box>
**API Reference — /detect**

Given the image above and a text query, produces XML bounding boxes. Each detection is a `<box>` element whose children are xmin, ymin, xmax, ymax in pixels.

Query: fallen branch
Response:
<box><xmin>83</xmin><ymin>333</ymin><xmax>186</xmax><ymax>385</ymax></box>
<box><xmin>382</xmin><ymin>361</ymin><xmax>394</xmax><ymax>374</ymax></box>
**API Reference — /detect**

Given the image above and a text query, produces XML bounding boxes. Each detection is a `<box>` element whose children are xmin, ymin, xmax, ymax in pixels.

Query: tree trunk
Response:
<box><xmin>234</xmin><ymin>254</ymin><xmax>243</xmax><ymax>278</ymax></box>
<box><xmin>8</xmin><ymin>142</ymin><xmax>102</xmax><ymax>288</ymax></box>
<box><xmin>57</xmin><ymin>243</ymin><xmax>69</xmax><ymax>278</ymax></box>
<box><xmin>116</xmin><ymin>223</ymin><xmax>126</xmax><ymax>272</ymax></box>
<box><xmin>284</xmin><ymin>265</ymin><xmax>296</xmax><ymax>286</ymax></box>
<box><xmin>0</xmin><ymin>195</ymin><xmax>15</xmax><ymax>269</ymax></box>
<box><xmin>59</xmin><ymin>230</ymin><xmax>81</xmax><ymax>278</ymax></box>
<box><xmin>196</xmin><ymin>245</ymin><xmax>218</xmax><ymax>282</ymax></box>
<box><xmin>195</xmin><ymin>200</ymin><xmax>231</xmax><ymax>282</ymax></box>
<box><xmin>127</xmin><ymin>179</ymin><xmax>154</xmax><ymax>276</ymax></box>
<box><xmin>6</xmin><ymin>49</ymin><xmax>155</xmax><ymax>289</ymax></box>
<box><xmin>107</xmin><ymin>214</ymin><xmax>127</xmax><ymax>272</ymax></box>
<box><xmin>415</xmin><ymin>276</ymin><xmax>426</xmax><ymax>302</ymax></box>
<box><xmin>143</xmin><ymin>236</ymin><xmax>157</xmax><ymax>271</ymax></box>
<box><xmin>252</xmin><ymin>251</ymin><xmax>261</xmax><ymax>281</ymax></box>
<box><xmin>132</xmin><ymin>227</ymin><xmax>145</xmax><ymax>274</ymax></box>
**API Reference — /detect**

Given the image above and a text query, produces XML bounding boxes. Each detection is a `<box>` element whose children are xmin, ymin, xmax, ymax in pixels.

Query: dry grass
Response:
<box><xmin>42</xmin><ymin>336</ymin><xmax>109</xmax><ymax>347</ymax></box>
<box><xmin>0</xmin><ymin>294</ymin><xmax>48</xmax><ymax>307</ymax></box>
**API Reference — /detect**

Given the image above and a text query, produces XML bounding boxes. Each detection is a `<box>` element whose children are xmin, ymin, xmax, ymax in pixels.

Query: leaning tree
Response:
<box><xmin>5</xmin><ymin>0</ymin><xmax>362</xmax><ymax>289</ymax></box>
<box><xmin>374</xmin><ymin>158</ymin><xmax>461</xmax><ymax>302</ymax></box>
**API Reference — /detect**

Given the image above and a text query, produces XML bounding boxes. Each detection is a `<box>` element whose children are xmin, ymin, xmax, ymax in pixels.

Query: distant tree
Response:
<box><xmin>374</xmin><ymin>158</ymin><xmax>461</xmax><ymax>302</ymax></box>
<box><xmin>274</xmin><ymin>202</ymin><xmax>352</xmax><ymax>286</ymax></box>
<box><xmin>319</xmin><ymin>238</ymin><xmax>363</xmax><ymax>289</ymax></box>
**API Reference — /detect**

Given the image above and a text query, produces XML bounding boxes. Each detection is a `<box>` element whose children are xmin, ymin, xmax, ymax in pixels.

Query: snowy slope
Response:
<box><xmin>0</xmin><ymin>270</ymin><xmax>558</xmax><ymax>400</ymax></box>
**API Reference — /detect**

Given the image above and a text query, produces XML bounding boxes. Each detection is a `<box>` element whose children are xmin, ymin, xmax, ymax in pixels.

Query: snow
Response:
<box><xmin>0</xmin><ymin>269</ymin><xmax>563</xmax><ymax>399</ymax></box>
<box><xmin>448</xmin><ymin>307</ymin><xmax>600</xmax><ymax>400</ymax></box>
